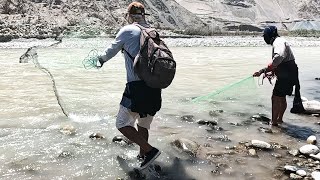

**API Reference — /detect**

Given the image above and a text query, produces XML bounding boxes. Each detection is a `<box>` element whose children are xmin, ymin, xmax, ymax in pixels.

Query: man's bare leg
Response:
<box><xmin>271</xmin><ymin>95</ymin><xmax>282</xmax><ymax>126</ymax></box>
<box><xmin>137</xmin><ymin>125</ymin><xmax>149</xmax><ymax>157</ymax></box>
<box><xmin>277</xmin><ymin>96</ymin><xmax>287</xmax><ymax>124</ymax></box>
<box><xmin>118</xmin><ymin>126</ymin><xmax>152</xmax><ymax>153</ymax></box>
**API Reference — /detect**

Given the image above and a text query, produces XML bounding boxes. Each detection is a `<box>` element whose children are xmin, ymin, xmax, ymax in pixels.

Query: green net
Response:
<box><xmin>192</xmin><ymin>75</ymin><xmax>256</xmax><ymax>103</ymax></box>
<box><xmin>82</xmin><ymin>49</ymin><xmax>101</xmax><ymax>69</ymax></box>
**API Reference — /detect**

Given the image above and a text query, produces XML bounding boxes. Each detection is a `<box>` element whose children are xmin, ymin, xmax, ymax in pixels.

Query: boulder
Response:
<box><xmin>299</xmin><ymin>144</ymin><xmax>320</xmax><ymax>155</ymax></box>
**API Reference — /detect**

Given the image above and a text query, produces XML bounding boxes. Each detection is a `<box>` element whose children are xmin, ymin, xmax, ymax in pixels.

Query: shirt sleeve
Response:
<box><xmin>272</xmin><ymin>40</ymin><xmax>286</xmax><ymax>67</ymax></box>
<box><xmin>100</xmin><ymin>27</ymin><xmax>131</xmax><ymax>62</ymax></box>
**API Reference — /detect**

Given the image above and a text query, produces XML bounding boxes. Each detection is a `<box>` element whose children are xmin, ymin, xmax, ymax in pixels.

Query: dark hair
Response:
<box><xmin>263</xmin><ymin>26</ymin><xmax>279</xmax><ymax>37</ymax></box>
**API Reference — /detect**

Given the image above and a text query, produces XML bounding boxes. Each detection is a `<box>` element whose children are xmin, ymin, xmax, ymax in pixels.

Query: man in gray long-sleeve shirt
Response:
<box><xmin>98</xmin><ymin>2</ymin><xmax>161</xmax><ymax>169</ymax></box>
<box><xmin>253</xmin><ymin>26</ymin><xmax>301</xmax><ymax>126</ymax></box>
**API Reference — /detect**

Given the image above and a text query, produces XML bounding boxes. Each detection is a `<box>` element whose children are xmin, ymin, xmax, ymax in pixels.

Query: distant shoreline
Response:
<box><xmin>1</xmin><ymin>36</ymin><xmax>320</xmax><ymax>49</ymax></box>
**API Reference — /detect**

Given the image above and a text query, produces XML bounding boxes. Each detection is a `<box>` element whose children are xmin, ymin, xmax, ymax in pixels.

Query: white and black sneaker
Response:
<box><xmin>139</xmin><ymin>147</ymin><xmax>161</xmax><ymax>170</ymax></box>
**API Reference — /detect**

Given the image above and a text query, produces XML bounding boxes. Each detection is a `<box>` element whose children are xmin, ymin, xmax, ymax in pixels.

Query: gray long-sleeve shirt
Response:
<box><xmin>272</xmin><ymin>37</ymin><xmax>295</xmax><ymax>67</ymax></box>
<box><xmin>100</xmin><ymin>23</ymin><xmax>149</xmax><ymax>82</ymax></box>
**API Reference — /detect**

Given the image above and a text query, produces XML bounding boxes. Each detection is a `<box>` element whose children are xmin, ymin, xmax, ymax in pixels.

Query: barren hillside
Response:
<box><xmin>0</xmin><ymin>0</ymin><xmax>319</xmax><ymax>42</ymax></box>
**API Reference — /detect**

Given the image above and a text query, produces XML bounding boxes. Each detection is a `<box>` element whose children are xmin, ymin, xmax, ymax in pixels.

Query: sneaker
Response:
<box><xmin>140</xmin><ymin>147</ymin><xmax>161</xmax><ymax>170</ymax></box>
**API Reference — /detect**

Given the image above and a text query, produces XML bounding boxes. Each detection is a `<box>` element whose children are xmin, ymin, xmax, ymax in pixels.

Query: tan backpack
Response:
<box><xmin>125</xmin><ymin>24</ymin><xmax>176</xmax><ymax>89</ymax></box>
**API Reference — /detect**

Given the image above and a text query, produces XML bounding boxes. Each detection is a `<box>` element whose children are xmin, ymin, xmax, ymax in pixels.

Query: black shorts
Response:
<box><xmin>120</xmin><ymin>81</ymin><xmax>162</xmax><ymax>117</ymax></box>
<box><xmin>272</xmin><ymin>61</ymin><xmax>298</xmax><ymax>97</ymax></box>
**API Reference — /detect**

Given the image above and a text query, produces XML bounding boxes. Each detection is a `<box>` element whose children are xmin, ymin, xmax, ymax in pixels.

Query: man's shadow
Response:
<box><xmin>280</xmin><ymin>122</ymin><xmax>318</xmax><ymax>140</ymax></box>
<box><xmin>117</xmin><ymin>156</ymin><xmax>195</xmax><ymax>180</ymax></box>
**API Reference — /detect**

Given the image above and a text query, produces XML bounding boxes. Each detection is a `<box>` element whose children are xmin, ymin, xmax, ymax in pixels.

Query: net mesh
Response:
<box><xmin>192</xmin><ymin>76</ymin><xmax>257</xmax><ymax>103</ymax></box>
<box><xmin>82</xmin><ymin>49</ymin><xmax>101</xmax><ymax>69</ymax></box>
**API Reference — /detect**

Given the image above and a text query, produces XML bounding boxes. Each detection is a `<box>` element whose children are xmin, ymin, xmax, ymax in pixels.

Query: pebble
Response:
<box><xmin>251</xmin><ymin>140</ymin><xmax>272</xmax><ymax>150</ymax></box>
<box><xmin>180</xmin><ymin>115</ymin><xmax>195</xmax><ymax>122</ymax></box>
<box><xmin>311</xmin><ymin>171</ymin><xmax>320</xmax><ymax>180</ymax></box>
<box><xmin>197</xmin><ymin>120</ymin><xmax>218</xmax><ymax>126</ymax></box>
<box><xmin>290</xmin><ymin>173</ymin><xmax>303</xmax><ymax>179</ymax></box>
<box><xmin>89</xmin><ymin>133</ymin><xmax>105</xmax><ymax>140</ymax></box>
<box><xmin>299</xmin><ymin>145</ymin><xmax>320</xmax><ymax>155</ymax></box>
<box><xmin>311</xmin><ymin>153</ymin><xmax>320</xmax><ymax>161</ymax></box>
<box><xmin>307</xmin><ymin>135</ymin><xmax>317</xmax><ymax>145</ymax></box>
<box><xmin>289</xmin><ymin>149</ymin><xmax>300</xmax><ymax>156</ymax></box>
<box><xmin>59</xmin><ymin>125</ymin><xmax>76</xmax><ymax>135</ymax></box>
<box><xmin>209</xmin><ymin>110</ymin><xmax>223</xmax><ymax>117</ymax></box>
<box><xmin>284</xmin><ymin>165</ymin><xmax>298</xmax><ymax>172</ymax></box>
<box><xmin>258</xmin><ymin>127</ymin><xmax>273</xmax><ymax>133</ymax></box>
<box><xmin>296</xmin><ymin>169</ymin><xmax>307</xmax><ymax>177</ymax></box>
<box><xmin>248</xmin><ymin>149</ymin><xmax>257</xmax><ymax>156</ymax></box>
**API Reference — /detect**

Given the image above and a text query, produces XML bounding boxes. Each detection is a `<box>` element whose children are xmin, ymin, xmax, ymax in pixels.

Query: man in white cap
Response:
<box><xmin>97</xmin><ymin>2</ymin><xmax>161</xmax><ymax>169</ymax></box>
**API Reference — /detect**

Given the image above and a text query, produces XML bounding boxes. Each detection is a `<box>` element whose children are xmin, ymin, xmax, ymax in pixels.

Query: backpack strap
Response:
<box><xmin>122</xmin><ymin>48</ymin><xmax>134</xmax><ymax>61</ymax></box>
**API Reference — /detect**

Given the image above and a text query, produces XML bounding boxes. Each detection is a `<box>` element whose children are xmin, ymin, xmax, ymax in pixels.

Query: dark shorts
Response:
<box><xmin>273</xmin><ymin>61</ymin><xmax>298</xmax><ymax>97</ymax></box>
<box><xmin>120</xmin><ymin>80</ymin><xmax>162</xmax><ymax>118</ymax></box>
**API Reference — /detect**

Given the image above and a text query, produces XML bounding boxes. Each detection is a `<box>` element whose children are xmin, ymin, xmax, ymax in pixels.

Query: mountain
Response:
<box><xmin>0</xmin><ymin>0</ymin><xmax>319</xmax><ymax>42</ymax></box>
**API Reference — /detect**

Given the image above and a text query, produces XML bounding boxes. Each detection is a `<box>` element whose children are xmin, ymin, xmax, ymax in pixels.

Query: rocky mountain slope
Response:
<box><xmin>0</xmin><ymin>0</ymin><xmax>319</xmax><ymax>42</ymax></box>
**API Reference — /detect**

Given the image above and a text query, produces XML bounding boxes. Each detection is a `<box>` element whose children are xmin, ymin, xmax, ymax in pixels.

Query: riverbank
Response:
<box><xmin>1</xmin><ymin>36</ymin><xmax>320</xmax><ymax>49</ymax></box>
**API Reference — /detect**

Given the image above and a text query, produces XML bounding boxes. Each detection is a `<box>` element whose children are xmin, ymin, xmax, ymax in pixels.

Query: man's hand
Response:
<box><xmin>253</xmin><ymin>71</ymin><xmax>261</xmax><ymax>77</ymax></box>
<box><xmin>97</xmin><ymin>56</ymin><xmax>105</xmax><ymax>68</ymax></box>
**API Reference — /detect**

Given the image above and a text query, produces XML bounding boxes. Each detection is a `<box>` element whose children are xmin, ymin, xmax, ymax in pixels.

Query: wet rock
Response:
<box><xmin>311</xmin><ymin>153</ymin><xmax>320</xmax><ymax>161</ymax></box>
<box><xmin>208</xmin><ymin>135</ymin><xmax>231</xmax><ymax>142</ymax></box>
<box><xmin>284</xmin><ymin>165</ymin><xmax>298</xmax><ymax>173</ymax></box>
<box><xmin>296</xmin><ymin>169</ymin><xmax>307</xmax><ymax>177</ymax></box>
<box><xmin>290</xmin><ymin>173</ymin><xmax>303</xmax><ymax>179</ymax></box>
<box><xmin>225</xmin><ymin>146</ymin><xmax>237</xmax><ymax>150</ymax></box>
<box><xmin>89</xmin><ymin>133</ymin><xmax>105</xmax><ymax>140</ymax></box>
<box><xmin>271</xmin><ymin>153</ymin><xmax>282</xmax><ymax>158</ymax></box>
<box><xmin>258</xmin><ymin>127</ymin><xmax>273</xmax><ymax>133</ymax></box>
<box><xmin>311</xmin><ymin>171</ymin><xmax>320</xmax><ymax>180</ymax></box>
<box><xmin>299</xmin><ymin>145</ymin><xmax>320</xmax><ymax>155</ymax></box>
<box><xmin>250</xmin><ymin>140</ymin><xmax>272</xmax><ymax>150</ymax></box>
<box><xmin>197</xmin><ymin>120</ymin><xmax>218</xmax><ymax>126</ymax></box>
<box><xmin>270</xmin><ymin>142</ymin><xmax>289</xmax><ymax>150</ymax></box>
<box><xmin>312</xmin><ymin>114</ymin><xmax>320</xmax><ymax>117</ymax></box>
<box><xmin>307</xmin><ymin>135</ymin><xmax>317</xmax><ymax>145</ymax></box>
<box><xmin>228</xmin><ymin>122</ymin><xmax>243</xmax><ymax>126</ymax></box>
<box><xmin>206</xmin><ymin>126</ymin><xmax>224</xmax><ymax>133</ymax></box>
<box><xmin>112</xmin><ymin>135</ymin><xmax>133</xmax><ymax>146</ymax></box>
<box><xmin>251</xmin><ymin>114</ymin><xmax>271</xmax><ymax>123</ymax></box>
<box><xmin>180</xmin><ymin>115</ymin><xmax>195</xmax><ymax>122</ymax></box>
<box><xmin>248</xmin><ymin>149</ymin><xmax>257</xmax><ymax>157</ymax></box>
<box><xmin>58</xmin><ymin>151</ymin><xmax>73</xmax><ymax>158</ymax></box>
<box><xmin>59</xmin><ymin>125</ymin><xmax>76</xmax><ymax>135</ymax></box>
<box><xmin>209</xmin><ymin>110</ymin><xmax>223</xmax><ymax>117</ymax></box>
<box><xmin>289</xmin><ymin>149</ymin><xmax>300</xmax><ymax>156</ymax></box>
<box><xmin>171</xmin><ymin>138</ymin><xmax>199</xmax><ymax>156</ymax></box>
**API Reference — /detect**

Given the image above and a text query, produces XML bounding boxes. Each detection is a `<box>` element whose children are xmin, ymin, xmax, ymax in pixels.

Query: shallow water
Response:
<box><xmin>0</xmin><ymin>38</ymin><xmax>320</xmax><ymax>180</ymax></box>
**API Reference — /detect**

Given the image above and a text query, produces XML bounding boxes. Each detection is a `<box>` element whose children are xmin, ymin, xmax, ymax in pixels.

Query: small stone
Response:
<box><xmin>248</xmin><ymin>149</ymin><xmax>257</xmax><ymax>156</ymax></box>
<box><xmin>296</xmin><ymin>169</ymin><xmax>307</xmax><ymax>177</ymax></box>
<box><xmin>315</xmin><ymin>78</ymin><xmax>320</xmax><ymax>80</ymax></box>
<box><xmin>228</xmin><ymin>122</ymin><xmax>242</xmax><ymax>126</ymax></box>
<box><xmin>59</xmin><ymin>125</ymin><xmax>76</xmax><ymax>135</ymax></box>
<box><xmin>271</xmin><ymin>153</ymin><xmax>282</xmax><ymax>158</ymax></box>
<box><xmin>284</xmin><ymin>165</ymin><xmax>298</xmax><ymax>173</ymax></box>
<box><xmin>312</xmin><ymin>114</ymin><xmax>320</xmax><ymax>117</ymax></box>
<box><xmin>58</xmin><ymin>151</ymin><xmax>73</xmax><ymax>158</ymax></box>
<box><xmin>251</xmin><ymin>140</ymin><xmax>272</xmax><ymax>150</ymax></box>
<box><xmin>310</xmin><ymin>153</ymin><xmax>320</xmax><ymax>162</ymax></box>
<box><xmin>251</xmin><ymin>114</ymin><xmax>270</xmax><ymax>122</ymax></box>
<box><xmin>258</xmin><ymin>127</ymin><xmax>273</xmax><ymax>133</ymax></box>
<box><xmin>180</xmin><ymin>115</ymin><xmax>195</xmax><ymax>122</ymax></box>
<box><xmin>299</xmin><ymin>145</ymin><xmax>320</xmax><ymax>155</ymax></box>
<box><xmin>209</xmin><ymin>110</ymin><xmax>223</xmax><ymax>117</ymax></box>
<box><xmin>307</xmin><ymin>135</ymin><xmax>317</xmax><ymax>145</ymax></box>
<box><xmin>197</xmin><ymin>120</ymin><xmax>218</xmax><ymax>126</ymax></box>
<box><xmin>311</xmin><ymin>171</ymin><xmax>320</xmax><ymax>180</ymax></box>
<box><xmin>89</xmin><ymin>133</ymin><xmax>105</xmax><ymax>140</ymax></box>
<box><xmin>290</xmin><ymin>173</ymin><xmax>303</xmax><ymax>179</ymax></box>
<box><xmin>289</xmin><ymin>149</ymin><xmax>300</xmax><ymax>156</ymax></box>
